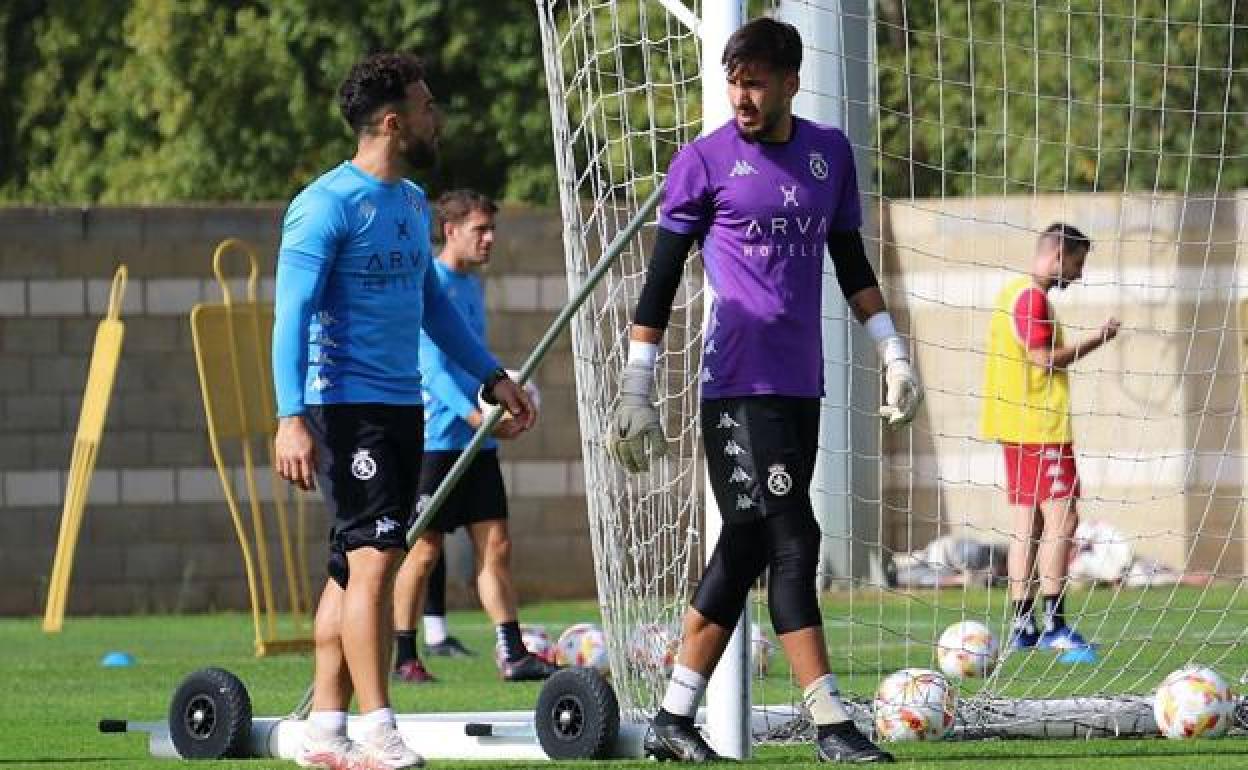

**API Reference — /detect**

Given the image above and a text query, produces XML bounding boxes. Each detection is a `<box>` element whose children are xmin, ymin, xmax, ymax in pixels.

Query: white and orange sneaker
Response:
<box><xmin>296</xmin><ymin>722</ymin><xmax>359</xmax><ymax>770</ymax></box>
<box><xmin>356</xmin><ymin>722</ymin><xmax>424</xmax><ymax>769</ymax></box>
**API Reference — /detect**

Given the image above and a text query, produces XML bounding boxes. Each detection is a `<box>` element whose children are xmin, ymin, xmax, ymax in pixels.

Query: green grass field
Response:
<box><xmin>1</xmin><ymin>588</ymin><xmax>1245</xmax><ymax>769</ymax></box>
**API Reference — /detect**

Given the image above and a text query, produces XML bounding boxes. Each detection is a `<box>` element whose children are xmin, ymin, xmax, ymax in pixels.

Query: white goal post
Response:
<box><xmin>537</xmin><ymin>0</ymin><xmax>1248</xmax><ymax>751</ymax></box>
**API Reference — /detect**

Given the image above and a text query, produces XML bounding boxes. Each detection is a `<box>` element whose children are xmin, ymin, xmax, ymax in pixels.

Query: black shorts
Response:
<box><xmin>416</xmin><ymin>449</ymin><xmax>508</xmax><ymax>534</ymax></box>
<box><xmin>305</xmin><ymin>403</ymin><xmax>423</xmax><ymax>587</ymax></box>
<box><xmin>701</xmin><ymin>396</ymin><xmax>820</xmax><ymax>524</ymax></box>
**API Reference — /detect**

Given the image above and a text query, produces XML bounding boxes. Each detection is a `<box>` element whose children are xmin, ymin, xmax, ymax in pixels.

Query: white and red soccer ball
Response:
<box><xmin>495</xmin><ymin>624</ymin><xmax>556</xmax><ymax>668</ymax></box>
<box><xmin>555</xmin><ymin>622</ymin><xmax>611</xmax><ymax>675</ymax></box>
<box><xmin>936</xmin><ymin>620</ymin><xmax>999</xmax><ymax>679</ymax></box>
<box><xmin>1154</xmin><ymin>666</ymin><xmax>1234</xmax><ymax>739</ymax></box>
<box><xmin>873</xmin><ymin>668</ymin><xmax>957</xmax><ymax>742</ymax></box>
<box><xmin>627</xmin><ymin>622</ymin><xmax>678</xmax><ymax>677</ymax></box>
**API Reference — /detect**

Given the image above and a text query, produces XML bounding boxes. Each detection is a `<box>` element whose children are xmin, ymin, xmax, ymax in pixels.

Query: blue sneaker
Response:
<box><xmin>1037</xmin><ymin>626</ymin><xmax>1091</xmax><ymax>650</ymax></box>
<box><xmin>1009</xmin><ymin>626</ymin><xmax>1040</xmax><ymax>649</ymax></box>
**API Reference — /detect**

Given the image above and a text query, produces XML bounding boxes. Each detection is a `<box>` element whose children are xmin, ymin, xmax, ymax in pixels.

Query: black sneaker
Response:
<box><xmin>643</xmin><ymin>720</ymin><xmax>726</xmax><ymax>762</ymax></box>
<box><xmin>424</xmin><ymin>635</ymin><xmax>476</xmax><ymax>658</ymax></box>
<box><xmin>815</xmin><ymin>722</ymin><xmax>894</xmax><ymax>763</ymax></box>
<box><xmin>500</xmin><ymin>653</ymin><xmax>560</xmax><ymax>682</ymax></box>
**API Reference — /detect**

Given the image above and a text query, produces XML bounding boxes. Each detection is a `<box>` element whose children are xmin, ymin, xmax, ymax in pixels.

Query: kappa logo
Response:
<box><xmin>809</xmin><ymin>151</ymin><xmax>829</xmax><ymax>180</ymax></box>
<box><xmin>316</xmin><ymin>311</ymin><xmax>337</xmax><ymax>326</ymax></box>
<box><xmin>729</xmin><ymin>466</ymin><xmax>751</xmax><ymax>484</ymax></box>
<box><xmin>704</xmin><ymin>339</ymin><xmax>718</xmax><ymax>355</ymax></box>
<box><xmin>311</xmin><ymin>375</ymin><xmax>333</xmax><ymax>392</ymax></box>
<box><xmin>416</xmin><ymin>494</ymin><xmax>431</xmax><ymax>513</ymax></box>
<box><xmin>724</xmin><ymin>440</ymin><xmax>745</xmax><ymax>457</ymax></box>
<box><xmin>766</xmin><ymin>463</ymin><xmax>793</xmax><ymax>496</ymax></box>
<box><xmin>1050</xmin><ymin>479</ymin><xmax>1069</xmax><ymax>495</ymax></box>
<box><xmin>780</xmin><ymin>185</ymin><xmax>799</xmax><ymax>207</ymax></box>
<box><xmin>358</xmin><ymin>200</ymin><xmax>376</xmax><ymax>219</ymax></box>
<box><xmin>729</xmin><ymin>159</ymin><xmax>758</xmax><ymax>177</ymax></box>
<box><xmin>717</xmin><ymin>412</ymin><xmax>740</xmax><ymax>429</ymax></box>
<box><xmin>350</xmin><ymin>448</ymin><xmax>377</xmax><ymax>480</ymax></box>
<box><xmin>701</xmin><ymin>367</ymin><xmax>714</xmax><ymax>383</ymax></box>
<box><xmin>735</xmin><ymin>494</ymin><xmax>755</xmax><ymax>510</ymax></box>
<box><xmin>374</xmin><ymin>515</ymin><xmax>399</xmax><ymax>538</ymax></box>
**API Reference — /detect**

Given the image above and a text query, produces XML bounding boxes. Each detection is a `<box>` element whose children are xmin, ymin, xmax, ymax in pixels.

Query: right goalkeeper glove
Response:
<box><xmin>608</xmin><ymin>361</ymin><xmax>669</xmax><ymax>473</ymax></box>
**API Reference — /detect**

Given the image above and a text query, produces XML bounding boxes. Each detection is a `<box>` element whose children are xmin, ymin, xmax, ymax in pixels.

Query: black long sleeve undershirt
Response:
<box><xmin>633</xmin><ymin>227</ymin><xmax>698</xmax><ymax>330</ymax></box>
<box><xmin>828</xmin><ymin>228</ymin><xmax>879</xmax><ymax>300</ymax></box>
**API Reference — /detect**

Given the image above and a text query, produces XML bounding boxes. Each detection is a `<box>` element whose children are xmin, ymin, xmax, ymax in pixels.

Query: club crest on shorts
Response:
<box><xmin>350</xmin><ymin>448</ymin><xmax>377</xmax><ymax>480</ymax></box>
<box><xmin>766</xmin><ymin>463</ymin><xmax>793</xmax><ymax>496</ymax></box>
<box><xmin>809</xmin><ymin>151</ymin><xmax>829</xmax><ymax>180</ymax></box>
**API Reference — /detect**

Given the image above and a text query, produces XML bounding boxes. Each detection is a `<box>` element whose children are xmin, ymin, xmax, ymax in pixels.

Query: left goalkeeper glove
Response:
<box><xmin>877</xmin><ymin>336</ymin><xmax>923</xmax><ymax>426</ymax></box>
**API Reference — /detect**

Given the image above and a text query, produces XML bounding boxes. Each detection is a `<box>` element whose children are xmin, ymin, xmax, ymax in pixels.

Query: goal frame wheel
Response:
<box><xmin>534</xmin><ymin>667</ymin><xmax>620</xmax><ymax>759</ymax></box>
<box><xmin>167</xmin><ymin>667</ymin><xmax>252</xmax><ymax>759</ymax></box>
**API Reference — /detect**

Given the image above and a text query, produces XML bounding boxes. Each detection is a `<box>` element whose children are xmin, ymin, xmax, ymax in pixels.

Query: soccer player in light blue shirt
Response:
<box><xmin>391</xmin><ymin>191</ymin><xmax>559</xmax><ymax>684</ymax></box>
<box><xmin>271</xmin><ymin>53</ymin><xmax>534</xmax><ymax>770</ymax></box>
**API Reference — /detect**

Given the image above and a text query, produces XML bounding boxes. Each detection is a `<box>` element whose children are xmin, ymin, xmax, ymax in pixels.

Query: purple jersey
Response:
<box><xmin>659</xmin><ymin>117</ymin><xmax>862</xmax><ymax>399</ymax></box>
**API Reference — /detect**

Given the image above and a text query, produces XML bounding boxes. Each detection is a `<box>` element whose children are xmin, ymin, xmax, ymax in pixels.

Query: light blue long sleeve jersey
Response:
<box><xmin>421</xmin><ymin>260</ymin><xmax>497</xmax><ymax>451</ymax></box>
<box><xmin>272</xmin><ymin>161</ymin><xmax>498</xmax><ymax>416</ymax></box>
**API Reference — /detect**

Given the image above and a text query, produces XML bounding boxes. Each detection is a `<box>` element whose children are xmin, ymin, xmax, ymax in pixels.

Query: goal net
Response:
<box><xmin>537</xmin><ymin>0</ymin><xmax>1248</xmax><ymax>742</ymax></box>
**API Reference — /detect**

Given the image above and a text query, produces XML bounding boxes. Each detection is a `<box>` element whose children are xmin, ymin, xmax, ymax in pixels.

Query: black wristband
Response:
<box><xmin>479</xmin><ymin>367</ymin><xmax>510</xmax><ymax>406</ymax></box>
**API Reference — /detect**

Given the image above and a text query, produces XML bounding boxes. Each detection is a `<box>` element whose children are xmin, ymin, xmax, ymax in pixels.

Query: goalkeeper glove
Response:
<box><xmin>877</xmin><ymin>335</ymin><xmax>923</xmax><ymax>426</ymax></box>
<box><xmin>608</xmin><ymin>361</ymin><xmax>669</xmax><ymax>472</ymax></box>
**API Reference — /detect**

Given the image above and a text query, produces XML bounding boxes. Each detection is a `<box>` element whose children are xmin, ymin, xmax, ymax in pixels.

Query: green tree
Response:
<box><xmin>0</xmin><ymin>0</ymin><xmax>556</xmax><ymax>204</ymax></box>
<box><xmin>875</xmin><ymin>0</ymin><xmax>1247</xmax><ymax>198</ymax></box>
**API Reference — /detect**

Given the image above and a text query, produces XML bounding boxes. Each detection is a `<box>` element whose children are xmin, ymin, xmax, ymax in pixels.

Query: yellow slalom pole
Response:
<box><xmin>43</xmin><ymin>266</ymin><xmax>128</xmax><ymax>632</ymax></box>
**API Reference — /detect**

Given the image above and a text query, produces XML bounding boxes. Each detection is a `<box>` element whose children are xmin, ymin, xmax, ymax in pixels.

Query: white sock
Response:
<box><xmin>423</xmin><ymin>615</ymin><xmax>449</xmax><ymax>645</ymax></box>
<box><xmin>359</xmin><ymin>707</ymin><xmax>396</xmax><ymax>731</ymax></box>
<box><xmin>660</xmin><ymin>664</ymin><xmax>708</xmax><ymax>718</ymax></box>
<box><xmin>308</xmin><ymin>710</ymin><xmax>347</xmax><ymax>734</ymax></box>
<box><xmin>803</xmin><ymin>674</ymin><xmax>852</xmax><ymax>725</ymax></box>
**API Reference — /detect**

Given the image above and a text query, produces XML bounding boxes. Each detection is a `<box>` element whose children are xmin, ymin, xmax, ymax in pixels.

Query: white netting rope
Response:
<box><xmin>538</xmin><ymin>0</ymin><xmax>707</xmax><ymax>723</ymax></box>
<box><xmin>539</xmin><ymin>0</ymin><xmax>1248</xmax><ymax>739</ymax></box>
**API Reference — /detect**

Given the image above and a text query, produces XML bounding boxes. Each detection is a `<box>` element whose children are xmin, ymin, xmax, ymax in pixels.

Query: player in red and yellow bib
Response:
<box><xmin>981</xmin><ymin>224</ymin><xmax>1120</xmax><ymax>652</ymax></box>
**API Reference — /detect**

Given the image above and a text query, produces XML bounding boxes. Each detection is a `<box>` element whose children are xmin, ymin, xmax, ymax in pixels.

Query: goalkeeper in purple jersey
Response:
<box><xmin>610</xmin><ymin>18</ymin><xmax>921</xmax><ymax>765</ymax></box>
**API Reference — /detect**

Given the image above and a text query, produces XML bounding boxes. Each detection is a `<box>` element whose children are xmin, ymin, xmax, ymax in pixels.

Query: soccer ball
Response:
<box><xmin>1154</xmin><ymin>666</ymin><xmax>1234</xmax><ymax>739</ymax></box>
<box><xmin>936</xmin><ymin>620</ymin><xmax>999</xmax><ymax>679</ymax></box>
<box><xmin>873</xmin><ymin>668</ymin><xmax>957</xmax><ymax>742</ymax></box>
<box><xmin>627</xmin><ymin>622</ymin><xmax>679</xmax><ymax>676</ymax></box>
<box><xmin>555</xmin><ymin>622</ymin><xmax>611</xmax><ymax>675</ymax></box>
<box><xmin>495</xmin><ymin>624</ymin><xmax>555</xmax><ymax>667</ymax></box>
<box><xmin>478</xmin><ymin>369</ymin><xmax>541</xmax><ymax>417</ymax></box>
<box><xmin>750</xmin><ymin>622</ymin><xmax>775</xmax><ymax>678</ymax></box>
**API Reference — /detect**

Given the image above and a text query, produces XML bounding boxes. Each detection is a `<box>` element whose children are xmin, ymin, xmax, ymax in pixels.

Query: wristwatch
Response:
<box><xmin>479</xmin><ymin>367</ymin><xmax>510</xmax><ymax>406</ymax></box>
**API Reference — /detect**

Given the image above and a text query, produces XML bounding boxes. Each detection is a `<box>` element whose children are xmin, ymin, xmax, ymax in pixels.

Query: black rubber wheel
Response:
<box><xmin>535</xmin><ymin>667</ymin><xmax>620</xmax><ymax>760</ymax></box>
<box><xmin>168</xmin><ymin>667</ymin><xmax>252</xmax><ymax>759</ymax></box>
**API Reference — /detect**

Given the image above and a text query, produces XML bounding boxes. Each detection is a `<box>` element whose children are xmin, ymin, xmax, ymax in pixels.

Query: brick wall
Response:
<box><xmin>0</xmin><ymin>205</ymin><xmax>594</xmax><ymax>616</ymax></box>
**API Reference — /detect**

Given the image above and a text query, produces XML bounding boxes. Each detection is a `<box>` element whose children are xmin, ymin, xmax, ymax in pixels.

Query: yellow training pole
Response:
<box><xmin>191</xmin><ymin>238</ymin><xmax>312</xmax><ymax>656</ymax></box>
<box><xmin>43</xmin><ymin>266</ymin><xmax>129</xmax><ymax>632</ymax></box>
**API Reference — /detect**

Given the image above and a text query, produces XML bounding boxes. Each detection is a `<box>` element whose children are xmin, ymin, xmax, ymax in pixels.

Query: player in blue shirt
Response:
<box><xmin>272</xmin><ymin>53</ymin><xmax>534</xmax><ymax>770</ymax></box>
<box><xmin>391</xmin><ymin>190</ymin><xmax>560</xmax><ymax>684</ymax></box>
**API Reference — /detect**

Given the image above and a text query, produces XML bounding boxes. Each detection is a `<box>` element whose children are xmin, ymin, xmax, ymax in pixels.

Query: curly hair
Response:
<box><xmin>337</xmin><ymin>52</ymin><xmax>426</xmax><ymax>135</ymax></box>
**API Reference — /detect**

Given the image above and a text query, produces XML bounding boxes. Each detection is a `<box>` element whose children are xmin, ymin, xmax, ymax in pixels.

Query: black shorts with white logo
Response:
<box><xmin>305</xmin><ymin>403</ymin><xmax>423</xmax><ymax>587</ymax></box>
<box><xmin>701</xmin><ymin>396</ymin><xmax>820</xmax><ymax>524</ymax></box>
<box><xmin>416</xmin><ymin>449</ymin><xmax>508</xmax><ymax>534</ymax></box>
